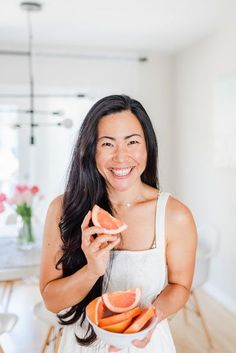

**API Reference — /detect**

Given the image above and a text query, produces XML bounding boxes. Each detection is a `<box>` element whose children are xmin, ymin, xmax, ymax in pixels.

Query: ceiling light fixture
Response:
<box><xmin>18</xmin><ymin>1</ymin><xmax>73</xmax><ymax>145</ymax></box>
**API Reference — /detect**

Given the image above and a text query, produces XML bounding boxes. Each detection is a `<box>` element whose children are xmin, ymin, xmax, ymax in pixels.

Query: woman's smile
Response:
<box><xmin>109</xmin><ymin>167</ymin><xmax>135</xmax><ymax>178</ymax></box>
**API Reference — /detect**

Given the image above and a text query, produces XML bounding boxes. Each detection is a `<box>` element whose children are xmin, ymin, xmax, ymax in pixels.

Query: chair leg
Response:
<box><xmin>41</xmin><ymin>325</ymin><xmax>55</xmax><ymax>353</ymax></box>
<box><xmin>53</xmin><ymin>328</ymin><xmax>63</xmax><ymax>353</ymax></box>
<box><xmin>191</xmin><ymin>290</ymin><xmax>214</xmax><ymax>348</ymax></box>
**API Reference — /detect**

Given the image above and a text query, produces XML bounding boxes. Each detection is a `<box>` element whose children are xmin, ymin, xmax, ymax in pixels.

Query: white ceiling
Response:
<box><xmin>0</xmin><ymin>0</ymin><xmax>236</xmax><ymax>53</ymax></box>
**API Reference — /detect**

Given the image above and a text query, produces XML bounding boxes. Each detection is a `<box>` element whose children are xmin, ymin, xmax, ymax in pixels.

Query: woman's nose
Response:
<box><xmin>112</xmin><ymin>145</ymin><xmax>129</xmax><ymax>162</ymax></box>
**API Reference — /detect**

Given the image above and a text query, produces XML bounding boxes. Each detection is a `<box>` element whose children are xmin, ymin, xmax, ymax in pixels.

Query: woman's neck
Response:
<box><xmin>107</xmin><ymin>181</ymin><xmax>152</xmax><ymax>207</ymax></box>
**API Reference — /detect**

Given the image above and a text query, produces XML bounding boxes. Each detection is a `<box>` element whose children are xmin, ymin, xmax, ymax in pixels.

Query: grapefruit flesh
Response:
<box><xmin>86</xmin><ymin>297</ymin><xmax>106</xmax><ymax>325</ymax></box>
<box><xmin>92</xmin><ymin>205</ymin><xmax>127</xmax><ymax>234</ymax></box>
<box><xmin>102</xmin><ymin>288</ymin><xmax>141</xmax><ymax>313</ymax></box>
<box><xmin>99</xmin><ymin>306</ymin><xmax>142</xmax><ymax>328</ymax></box>
<box><xmin>124</xmin><ymin>306</ymin><xmax>155</xmax><ymax>334</ymax></box>
<box><xmin>102</xmin><ymin>317</ymin><xmax>133</xmax><ymax>333</ymax></box>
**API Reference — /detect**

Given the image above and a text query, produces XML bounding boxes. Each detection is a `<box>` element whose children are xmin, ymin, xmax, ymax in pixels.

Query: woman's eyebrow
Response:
<box><xmin>97</xmin><ymin>136</ymin><xmax>115</xmax><ymax>141</ymax></box>
<box><xmin>97</xmin><ymin>134</ymin><xmax>142</xmax><ymax>141</ymax></box>
<box><xmin>125</xmin><ymin>134</ymin><xmax>142</xmax><ymax>140</ymax></box>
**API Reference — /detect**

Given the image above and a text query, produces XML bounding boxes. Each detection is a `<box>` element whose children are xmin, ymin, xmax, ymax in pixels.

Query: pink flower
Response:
<box><xmin>0</xmin><ymin>202</ymin><xmax>5</xmax><ymax>213</ymax></box>
<box><xmin>16</xmin><ymin>185</ymin><xmax>29</xmax><ymax>193</ymax></box>
<box><xmin>0</xmin><ymin>193</ymin><xmax>7</xmax><ymax>202</ymax></box>
<box><xmin>0</xmin><ymin>184</ymin><xmax>42</xmax><ymax>213</ymax></box>
<box><xmin>31</xmin><ymin>185</ymin><xmax>39</xmax><ymax>194</ymax></box>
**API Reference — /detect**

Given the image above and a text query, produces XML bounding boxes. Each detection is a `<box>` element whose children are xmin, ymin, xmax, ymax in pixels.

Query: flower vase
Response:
<box><xmin>17</xmin><ymin>215</ymin><xmax>35</xmax><ymax>250</ymax></box>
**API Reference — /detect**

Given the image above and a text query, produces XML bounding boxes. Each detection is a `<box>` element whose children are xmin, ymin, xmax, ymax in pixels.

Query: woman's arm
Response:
<box><xmin>40</xmin><ymin>196</ymin><xmax>120</xmax><ymax>313</ymax></box>
<box><xmin>153</xmin><ymin>197</ymin><xmax>197</xmax><ymax>319</ymax></box>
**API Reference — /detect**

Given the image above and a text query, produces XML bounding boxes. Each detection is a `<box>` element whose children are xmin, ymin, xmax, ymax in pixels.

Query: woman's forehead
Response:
<box><xmin>97</xmin><ymin>111</ymin><xmax>144</xmax><ymax>136</ymax></box>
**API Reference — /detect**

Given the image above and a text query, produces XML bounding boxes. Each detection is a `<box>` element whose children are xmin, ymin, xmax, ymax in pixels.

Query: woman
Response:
<box><xmin>40</xmin><ymin>95</ymin><xmax>197</xmax><ymax>352</ymax></box>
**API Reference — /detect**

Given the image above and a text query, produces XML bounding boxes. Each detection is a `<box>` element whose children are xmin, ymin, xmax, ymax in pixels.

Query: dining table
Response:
<box><xmin>0</xmin><ymin>224</ymin><xmax>43</xmax><ymax>310</ymax></box>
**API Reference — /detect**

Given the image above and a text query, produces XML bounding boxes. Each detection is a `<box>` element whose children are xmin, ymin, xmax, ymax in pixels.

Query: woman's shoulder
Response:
<box><xmin>47</xmin><ymin>194</ymin><xmax>64</xmax><ymax>221</ymax></box>
<box><xmin>166</xmin><ymin>194</ymin><xmax>196</xmax><ymax>235</ymax></box>
<box><xmin>166</xmin><ymin>194</ymin><xmax>191</xmax><ymax>216</ymax></box>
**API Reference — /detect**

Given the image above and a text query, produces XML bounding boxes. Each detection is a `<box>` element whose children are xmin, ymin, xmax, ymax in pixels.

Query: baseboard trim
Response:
<box><xmin>203</xmin><ymin>282</ymin><xmax>236</xmax><ymax>315</ymax></box>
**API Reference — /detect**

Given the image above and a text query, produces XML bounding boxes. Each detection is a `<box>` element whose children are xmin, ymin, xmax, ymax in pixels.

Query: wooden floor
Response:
<box><xmin>0</xmin><ymin>283</ymin><xmax>236</xmax><ymax>353</ymax></box>
<box><xmin>170</xmin><ymin>289</ymin><xmax>236</xmax><ymax>353</ymax></box>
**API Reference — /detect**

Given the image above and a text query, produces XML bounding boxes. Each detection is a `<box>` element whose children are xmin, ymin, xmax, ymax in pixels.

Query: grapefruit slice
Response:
<box><xmin>86</xmin><ymin>297</ymin><xmax>106</xmax><ymax>325</ymax></box>
<box><xmin>123</xmin><ymin>306</ymin><xmax>155</xmax><ymax>334</ymax></box>
<box><xmin>102</xmin><ymin>288</ymin><xmax>141</xmax><ymax>313</ymax></box>
<box><xmin>99</xmin><ymin>306</ymin><xmax>142</xmax><ymax>328</ymax></box>
<box><xmin>92</xmin><ymin>205</ymin><xmax>127</xmax><ymax>234</ymax></box>
<box><xmin>102</xmin><ymin>317</ymin><xmax>133</xmax><ymax>333</ymax></box>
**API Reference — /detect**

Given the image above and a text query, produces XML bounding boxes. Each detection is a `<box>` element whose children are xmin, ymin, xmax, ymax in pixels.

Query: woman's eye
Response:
<box><xmin>101</xmin><ymin>142</ymin><xmax>113</xmax><ymax>147</ymax></box>
<box><xmin>128</xmin><ymin>140</ymin><xmax>139</xmax><ymax>145</ymax></box>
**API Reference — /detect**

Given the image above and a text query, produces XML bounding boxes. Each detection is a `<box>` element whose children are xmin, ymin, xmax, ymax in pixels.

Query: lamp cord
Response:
<box><xmin>27</xmin><ymin>10</ymin><xmax>35</xmax><ymax>145</ymax></box>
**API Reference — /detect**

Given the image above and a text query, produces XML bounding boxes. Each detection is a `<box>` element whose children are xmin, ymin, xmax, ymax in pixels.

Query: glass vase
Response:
<box><xmin>17</xmin><ymin>215</ymin><xmax>35</xmax><ymax>250</ymax></box>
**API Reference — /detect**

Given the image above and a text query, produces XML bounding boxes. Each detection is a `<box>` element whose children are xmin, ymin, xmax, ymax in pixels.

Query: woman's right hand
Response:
<box><xmin>81</xmin><ymin>210</ymin><xmax>120</xmax><ymax>277</ymax></box>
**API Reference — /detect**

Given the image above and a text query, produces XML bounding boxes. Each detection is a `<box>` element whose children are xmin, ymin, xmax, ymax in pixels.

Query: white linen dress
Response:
<box><xmin>58</xmin><ymin>192</ymin><xmax>176</xmax><ymax>353</ymax></box>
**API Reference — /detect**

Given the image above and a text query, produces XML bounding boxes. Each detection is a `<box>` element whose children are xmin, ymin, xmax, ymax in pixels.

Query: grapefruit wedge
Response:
<box><xmin>86</xmin><ymin>297</ymin><xmax>106</xmax><ymax>325</ymax></box>
<box><xmin>99</xmin><ymin>306</ymin><xmax>142</xmax><ymax>328</ymax></box>
<box><xmin>102</xmin><ymin>317</ymin><xmax>133</xmax><ymax>333</ymax></box>
<box><xmin>102</xmin><ymin>288</ymin><xmax>141</xmax><ymax>313</ymax></box>
<box><xmin>92</xmin><ymin>205</ymin><xmax>127</xmax><ymax>234</ymax></box>
<box><xmin>124</xmin><ymin>306</ymin><xmax>155</xmax><ymax>333</ymax></box>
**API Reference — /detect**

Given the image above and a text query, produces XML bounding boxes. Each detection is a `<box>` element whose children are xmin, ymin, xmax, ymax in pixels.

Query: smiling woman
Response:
<box><xmin>40</xmin><ymin>94</ymin><xmax>197</xmax><ymax>353</ymax></box>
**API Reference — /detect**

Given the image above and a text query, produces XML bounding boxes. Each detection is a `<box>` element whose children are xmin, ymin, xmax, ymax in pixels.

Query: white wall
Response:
<box><xmin>0</xmin><ymin>49</ymin><xmax>173</xmax><ymax>221</ymax></box>
<box><xmin>173</xmin><ymin>26</ymin><xmax>236</xmax><ymax>313</ymax></box>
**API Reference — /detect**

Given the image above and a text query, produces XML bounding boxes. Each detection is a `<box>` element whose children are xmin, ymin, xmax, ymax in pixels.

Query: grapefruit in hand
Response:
<box><xmin>92</xmin><ymin>205</ymin><xmax>127</xmax><ymax>234</ymax></box>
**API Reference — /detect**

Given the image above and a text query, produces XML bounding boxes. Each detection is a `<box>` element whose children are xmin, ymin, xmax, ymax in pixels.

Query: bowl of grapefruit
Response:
<box><xmin>86</xmin><ymin>288</ymin><xmax>157</xmax><ymax>349</ymax></box>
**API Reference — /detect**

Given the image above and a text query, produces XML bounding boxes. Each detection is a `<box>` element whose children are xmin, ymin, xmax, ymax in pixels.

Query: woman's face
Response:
<box><xmin>96</xmin><ymin>110</ymin><xmax>147</xmax><ymax>192</ymax></box>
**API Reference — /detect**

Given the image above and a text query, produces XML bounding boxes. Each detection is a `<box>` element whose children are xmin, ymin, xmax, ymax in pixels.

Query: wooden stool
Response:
<box><xmin>33</xmin><ymin>302</ymin><xmax>62</xmax><ymax>353</ymax></box>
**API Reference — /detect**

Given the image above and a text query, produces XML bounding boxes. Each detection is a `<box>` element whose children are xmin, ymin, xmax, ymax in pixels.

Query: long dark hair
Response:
<box><xmin>57</xmin><ymin>94</ymin><xmax>159</xmax><ymax>345</ymax></box>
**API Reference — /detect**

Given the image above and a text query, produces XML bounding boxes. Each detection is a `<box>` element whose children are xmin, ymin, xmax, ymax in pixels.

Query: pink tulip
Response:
<box><xmin>16</xmin><ymin>185</ymin><xmax>29</xmax><ymax>193</ymax></box>
<box><xmin>31</xmin><ymin>185</ymin><xmax>39</xmax><ymax>194</ymax></box>
<box><xmin>0</xmin><ymin>193</ymin><xmax>7</xmax><ymax>202</ymax></box>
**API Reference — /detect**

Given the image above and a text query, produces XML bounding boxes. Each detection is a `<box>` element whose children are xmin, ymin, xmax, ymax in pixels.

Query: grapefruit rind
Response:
<box><xmin>86</xmin><ymin>297</ymin><xmax>105</xmax><ymax>325</ymax></box>
<box><xmin>102</xmin><ymin>288</ymin><xmax>141</xmax><ymax>313</ymax></box>
<box><xmin>92</xmin><ymin>205</ymin><xmax>128</xmax><ymax>235</ymax></box>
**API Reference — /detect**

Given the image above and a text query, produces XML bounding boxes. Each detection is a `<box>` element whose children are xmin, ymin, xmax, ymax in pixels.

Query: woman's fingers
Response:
<box><xmin>108</xmin><ymin>346</ymin><xmax>121</xmax><ymax>352</ymax></box>
<box><xmin>132</xmin><ymin>322</ymin><xmax>157</xmax><ymax>348</ymax></box>
<box><xmin>83</xmin><ymin>225</ymin><xmax>107</xmax><ymax>237</ymax></box>
<box><xmin>81</xmin><ymin>225</ymin><xmax>106</xmax><ymax>247</ymax></box>
<box><xmin>99</xmin><ymin>237</ymin><xmax>120</xmax><ymax>254</ymax></box>
<box><xmin>89</xmin><ymin>235</ymin><xmax>119</xmax><ymax>252</ymax></box>
<box><xmin>132</xmin><ymin>330</ymin><xmax>152</xmax><ymax>348</ymax></box>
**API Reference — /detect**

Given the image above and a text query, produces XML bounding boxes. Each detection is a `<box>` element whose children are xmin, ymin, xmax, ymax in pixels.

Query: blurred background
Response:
<box><xmin>0</xmin><ymin>0</ymin><xmax>236</xmax><ymax>352</ymax></box>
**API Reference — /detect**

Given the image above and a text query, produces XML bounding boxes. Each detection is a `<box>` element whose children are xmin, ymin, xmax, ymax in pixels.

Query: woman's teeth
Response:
<box><xmin>111</xmin><ymin>168</ymin><xmax>132</xmax><ymax>176</ymax></box>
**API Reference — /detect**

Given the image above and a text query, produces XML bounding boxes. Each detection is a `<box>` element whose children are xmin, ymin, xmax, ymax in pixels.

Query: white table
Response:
<box><xmin>0</xmin><ymin>225</ymin><xmax>43</xmax><ymax>310</ymax></box>
<box><xmin>0</xmin><ymin>236</ymin><xmax>41</xmax><ymax>281</ymax></box>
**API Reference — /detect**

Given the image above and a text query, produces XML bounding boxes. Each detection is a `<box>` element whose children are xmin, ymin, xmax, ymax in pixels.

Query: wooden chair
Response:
<box><xmin>0</xmin><ymin>313</ymin><xmax>18</xmax><ymax>353</ymax></box>
<box><xmin>184</xmin><ymin>225</ymin><xmax>220</xmax><ymax>348</ymax></box>
<box><xmin>33</xmin><ymin>301</ymin><xmax>62</xmax><ymax>353</ymax></box>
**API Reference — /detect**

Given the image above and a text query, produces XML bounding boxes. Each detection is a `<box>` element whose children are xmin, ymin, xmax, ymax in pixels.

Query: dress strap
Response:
<box><xmin>154</xmin><ymin>192</ymin><xmax>171</xmax><ymax>249</ymax></box>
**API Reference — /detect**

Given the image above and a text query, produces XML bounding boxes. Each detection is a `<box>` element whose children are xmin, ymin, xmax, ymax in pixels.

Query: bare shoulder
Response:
<box><xmin>43</xmin><ymin>194</ymin><xmax>64</xmax><ymax>245</ymax></box>
<box><xmin>166</xmin><ymin>196</ymin><xmax>197</xmax><ymax>243</ymax></box>
<box><xmin>47</xmin><ymin>194</ymin><xmax>64</xmax><ymax>222</ymax></box>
